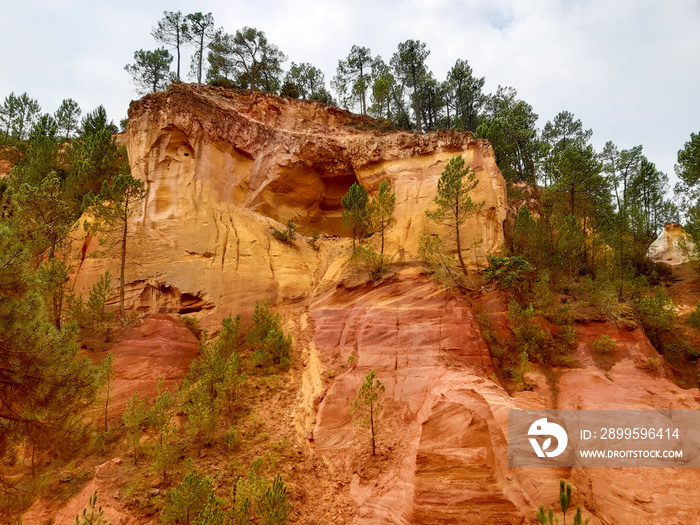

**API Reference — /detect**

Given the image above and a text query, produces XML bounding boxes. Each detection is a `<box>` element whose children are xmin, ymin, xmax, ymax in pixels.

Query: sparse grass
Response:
<box><xmin>634</xmin><ymin>355</ymin><xmax>661</xmax><ymax>375</ymax></box>
<box><xmin>688</xmin><ymin>303</ymin><xmax>700</xmax><ymax>328</ymax></box>
<box><xmin>181</xmin><ymin>315</ymin><xmax>202</xmax><ymax>339</ymax></box>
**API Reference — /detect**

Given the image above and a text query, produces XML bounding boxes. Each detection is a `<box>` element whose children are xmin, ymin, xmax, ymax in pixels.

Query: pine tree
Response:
<box><xmin>75</xmin><ymin>490</ymin><xmax>110</xmax><ymax>525</ymax></box>
<box><xmin>36</xmin><ymin>257</ymin><xmax>71</xmax><ymax>329</ymax></box>
<box><xmin>341</xmin><ymin>182</ymin><xmax>369</xmax><ymax>253</ymax></box>
<box><xmin>0</xmin><ymin>92</ymin><xmax>41</xmax><ymax>142</ymax></box>
<box><xmin>184</xmin><ymin>12</ymin><xmax>215</xmax><ymax>91</ymax></box>
<box><xmin>390</xmin><ymin>40</ymin><xmax>430</xmax><ymax>133</ymax></box>
<box><xmin>535</xmin><ymin>505</ymin><xmax>559</xmax><ymax>525</ymax></box>
<box><xmin>192</xmin><ymin>494</ymin><xmax>230</xmax><ymax>525</ymax></box>
<box><xmin>368</xmin><ymin>179</ymin><xmax>396</xmax><ymax>260</ymax></box>
<box><xmin>426</xmin><ymin>155</ymin><xmax>483</xmax><ymax>276</ymax></box>
<box><xmin>151</xmin><ymin>11</ymin><xmax>189</xmax><ymax>82</ymax></box>
<box><xmin>124</xmin><ymin>48</ymin><xmax>173</xmax><ymax>95</ymax></box>
<box><xmin>257</xmin><ymin>475</ymin><xmax>291</xmax><ymax>525</ymax></box>
<box><xmin>246</xmin><ymin>299</ymin><xmax>292</xmax><ymax>370</ymax></box>
<box><xmin>559</xmin><ymin>479</ymin><xmax>572</xmax><ymax>525</ymax></box>
<box><xmin>162</xmin><ymin>466</ymin><xmax>215</xmax><ymax>525</ymax></box>
<box><xmin>351</xmin><ymin>370</ymin><xmax>385</xmax><ymax>456</ymax></box>
<box><xmin>54</xmin><ymin>98</ymin><xmax>81</xmax><ymax>139</ymax></box>
<box><xmin>218</xmin><ymin>352</ymin><xmax>247</xmax><ymax>415</ymax></box>
<box><xmin>148</xmin><ymin>382</ymin><xmax>177</xmax><ymax>484</ymax></box>
<box><xmin>183</xmin><ymin>382</ymin><xmax>218</xmax><ymax>445</ymax></box>
<box><xmin>100</xmin><ymin>353</ymin><xmax>114</xmax><ymax>433</ymax></box>
<box><xmin>332</xmin><ymin>45</ymin><xmax>373</xmax><ymax>114</ymax></box>
<box><xmin>83</xmin><ymin>172</ymin><xmax>147</xmax><ymax>322</ymax></box>
<box><xmin>0</xmin><ymin>223</ymin><xmax>99</xmax><ymax>470</ymax></box>
<box><xmin>572</xmin><ymin>505</ymin><xmax>590</xmax><ymax>525</ymax></box>
<box><xmin>122</xmin><ymin>392</ymin><xmax>148</xmax><ymax>465</ymax></box>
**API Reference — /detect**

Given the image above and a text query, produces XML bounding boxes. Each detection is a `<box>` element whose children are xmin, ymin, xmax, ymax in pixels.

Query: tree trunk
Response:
<box><xmin>176</xmin><ymin>35</ymin><xmax>181</xmax><ymax>81</ymax></box>
<box><xmin>352</xmin><ymin>224</ymin><xmax>357</xmax><ymax>253</ymax></box>
<box><xmin>456</xmin><ymin>223</ymin><xmax>468</xmax><ymax>277</ymax></box>
<box><xmin>370</xmin><ymin>403</ymin><xmax>375</xmax><ymax>456</ymax></box>
<box><xmin>197</xmin><ymin>33</ymin><xmax>204</xmax><ymax>91</ymax></box>
<box><xmin>104</xmin><ymin>385</ymin><xmax>109</xmax><ymax>433</ymax></box>
<box><xmin>414</xmin><ymin>95</ymin><xmax>423</xmax><ymax>133</ymax></box>
<box><xmin>119</xmin><ymin>201</ymin><xmax>128</xmax><ymax>323</ymax></box>
<box><xmin>380</xmin><ymin>217</ymin><xmax>385</xmax><ymax>260</ymax></box>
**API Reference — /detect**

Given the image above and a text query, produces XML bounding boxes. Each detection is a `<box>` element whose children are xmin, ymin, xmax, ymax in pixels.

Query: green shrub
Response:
<box><xmin>485</xmin><ymin>255</ymin><xmax>535</xmax><ymax>296</ymax></box>
<box><xmin>508</xmin><ymin>302</ymin><xmax>548</xmax><ymax>356</ymax></box>
<box><xmin>633</xmin><ymin>286</ymin><xmax>674</xmax><ymax>349</ymax></box>
<box><xmin>182</xmin><ymin>315</ymin><xmax>202</xmax><ymax>339</ymax></box>
<box><xmin>217</xmin><ymin>352</ymin><xmax>247</xmax><ymax>414</ymax></box>
<box><xmin>635</xmin><ymin>356</ymin><xmax>660</xmax><ymax>374</ymax></box>
<box><xmin>591</xmin><ymin>334</ymin><xmax>617</xmax><ymax>355</ymax></box>
<box><xmin>272</xmin><ymin>219</ymin><xmax>296</xmax><ymax>244</ymax></box>
<box><xmin>309</xmin><ymin>229</ymin><xmax>320</xmax><ymax>251</ymax></box>
<box><xmin>418</xmin><ymin>233</ymin><xmax>460</xmax><ymax>287</ymax></box>
<box><xmin>257</xmin><ymin>475</ymin><xmax>291</xmax><ymax>525</ymax></box>
<box><xmin>192</xmin><ymin>494</ymin><xmax>229</xmax><ymax>525</ymax></box>
<box><xmin>558</xmin><ymin>325</ymin><xmax>578</xmax><ymax>346</ymax></box>
<box><xmin>511</xmin><ymin>351</ymin><xmax>532</xmax><ymax>391</ymax></box>
<box><xmin>247</xmin><ymin>300</ymin><xmax>292</xmax><ymax>370</ymax></box>
<box><xmin>507</xmin><ymin>301</ymin><xmax>576</xmax><ymax>366</ymax></box>
<box><xmin>75</xmin><ymin>490</ymin><xmax>109</xmax><ymax>525</ymax></box>
<box><xmin>532</xmin><ymin>270</ymin><xmax>555</xmax><ymax>316</ymax></box>
<box><xmin>224</xmin><ymin>426</ymin><xmax>241</xmax><ymax>451</ymax></box>
<box><xmin>589</xmin><ymin>279</ymin><xmax>621</xmax><ymax>319</ymax></box>
<box><xmin>122</xmin><ymin>392</ymin><xmax>148</xmax><ymax>465</ymax></box>
<box><xmin>71</xmin><ymin>270</ymin><xmax>114</xmax><ymax>331</ymax></box>
<box><xmin>183</xmin><ymin>383</ymin><xmax>218</xmax><ymax>445</ymax></box>
<box><xmin>354</xmin><ymin>244</ymin><xmax>384</xmax><ymax>280</ymax></box>
<box><xmin>688</xmin><ymin>303</ymin><xmax>700</xmax><ymax>328</ymax></box>
<box><xmin>162</xmin><ymin>466</ymin><xmax>215</xmax><ymax>525</ymax></box>
<box><xmin>233</xmin><ymin>463</ymin><xmax>269</xmax><ymax>519</ymax></box>
<box><xmin>552</xmin><ymin>302</ymin><xmax>576</xmax><ymax>326</ymax></box>
<box><xmin>151</xmin><ymin>421</ymin><xmax>178</xmax><ymax>485</ymax></box>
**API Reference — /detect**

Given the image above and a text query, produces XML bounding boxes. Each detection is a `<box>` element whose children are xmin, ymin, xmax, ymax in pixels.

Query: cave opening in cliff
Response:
<box><xmin>318</xmin><ymin>172</ymin><xmax>360</xmax><ymax>236</ymax></box>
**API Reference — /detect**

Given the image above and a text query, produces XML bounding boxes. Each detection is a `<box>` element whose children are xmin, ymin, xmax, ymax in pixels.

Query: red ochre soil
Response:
<box><xmin>311</xmin><ymin>274</ymin><xmax>531</xmax><ymax>524</ymax></box>
<box><xmin>309</xmin><ymin>274</ymin><xmax>700</xmax><ymax>525</ymax></box>
<box><xmin>20</xmin><ymin>270</ymin><xmax>700</xmax><ymax>524</ymax></box>
<box><xmin>22</xmin><ymin>316</ymin><xmax>198</xmax><ymax>525</ymax></box>
<box><xmin>98</xmin><ymin>315</ymin><xmax>200</xmax><ymax>419</ymax></box>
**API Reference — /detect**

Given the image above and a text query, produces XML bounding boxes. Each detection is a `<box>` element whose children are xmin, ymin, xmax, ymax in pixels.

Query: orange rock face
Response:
<box><xmin>310</xmin><ymin>280</ymin><xmax>700</xmax><ymax>524</ymax></box>
<box><xmin>74</xmin><ymin>85</ymin><xmax>506</xmax><ymax>324</ymax></box>
<box><xmin>311</xmin><ymin>275</ymin><xmax>530</xmax><ymax>524</ymax></box>
<box><xmin>61</xmin><ymin>85</ymin><xmax>700</xmax><ymax>524</ymax></box>
<box><xmin>127</xmin><ymin>84</ymin><xmax>505</xmax><ymax>246</ymax></box>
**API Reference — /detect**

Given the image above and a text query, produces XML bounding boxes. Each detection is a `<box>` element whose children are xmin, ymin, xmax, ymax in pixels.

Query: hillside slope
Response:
<box><xmin>30</xmin><ymin>85</ymin><xmax>700</xmax><ymax>524</ymax></box>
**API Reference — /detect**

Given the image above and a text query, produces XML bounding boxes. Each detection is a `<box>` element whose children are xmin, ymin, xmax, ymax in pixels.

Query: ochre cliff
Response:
<box><xmin>74</xmin><ymin>84</ymin><xmax>506</xmax><ymax>322</ymax></box>
<box><xmin>126</xmin><ymin>84</ymin><xmax>505</xmax><ymax>257</ymax></box>
<box><xmin>60</xmin><ymin>86</ymin><xmax>700</xmax><ymax>525</ymax></box>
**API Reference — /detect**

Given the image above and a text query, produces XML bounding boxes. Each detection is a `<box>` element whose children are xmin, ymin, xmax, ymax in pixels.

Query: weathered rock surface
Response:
<box><xmin>60</xmin><ymin>86</ymin><xmax>700</xmax><ymax>524</ymax></box>
<box><xmin>74</xmin><ymin>85</ymin><xmax>506</xmax><ymax>324</ymax></box>
<box><xmin>648</xmin><ymin>222</ymin><xmax>697</xmax><ymax>265</ymax></box>
<box><xmin>311</xmin><ymin>273</ymin><xmax>531</xmax><ymax>524</ymax></box>
<box><xmin>309</xmin><ymin>280</ymin><xmax>700</xmax><ymax>524</ymax></box>
<box><xmin>127</xmin><ymin>85</ymin><xmax>505</xmax><ymax>253</ymax></box>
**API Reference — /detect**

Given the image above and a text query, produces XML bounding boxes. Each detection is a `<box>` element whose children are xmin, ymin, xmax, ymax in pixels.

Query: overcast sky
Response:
<box><xmin>1</xmin><ymin>0</ymin><xmax>698</xmax><ymax>184</ymax></box>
